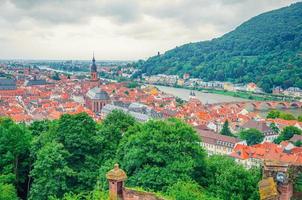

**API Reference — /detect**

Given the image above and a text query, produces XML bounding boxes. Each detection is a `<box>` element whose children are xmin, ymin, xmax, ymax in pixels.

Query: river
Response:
<box><xmin>153</xmin><ymin>85</ymin><xmax>249</xmax><ymax>104</ymax></box>
<box><xmin>153</xmin><ymin>85</ymin><xmax>302</xmax><ymax>117</ymax></box>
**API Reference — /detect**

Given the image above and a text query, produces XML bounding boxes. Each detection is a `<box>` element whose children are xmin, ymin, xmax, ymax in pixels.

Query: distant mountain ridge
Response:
<box><xmin>138</xmin><ymin>2</ymin><xmax>302</xmax><ymax>92</ymax></box>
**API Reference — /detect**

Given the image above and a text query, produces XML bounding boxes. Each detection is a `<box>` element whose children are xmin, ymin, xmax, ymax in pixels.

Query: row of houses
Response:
<box><xmin>197</xmin><ymin>123</ymin><xmax>302</xmax><ymax>169</ymax></box>
<box><xmin>273</xmin><ymin>86</ymin><xmax>302</xmax><ymax>98</ymax></box>
<box><xmin>143</xmin><ymin>74</ymin><xmax>264</xmax><ymax>93</ymax></box>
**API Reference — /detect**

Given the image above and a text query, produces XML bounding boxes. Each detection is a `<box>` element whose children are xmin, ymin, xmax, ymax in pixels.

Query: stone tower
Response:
<box><xmin>106</xmin><ymin>163</ymin><xmax>127</xmax><ymax>200</ymax></box>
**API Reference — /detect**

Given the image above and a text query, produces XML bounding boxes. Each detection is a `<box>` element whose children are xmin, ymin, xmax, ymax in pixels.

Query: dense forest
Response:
<box><xmin>138</xmin><ymin>2</ymin><xmax>302</xmax><ymax>92</ymax></box>
<box><xmin>0</xmin><ymin>111</ymin><xmax>261</xmax><ymax>200</ymax></box>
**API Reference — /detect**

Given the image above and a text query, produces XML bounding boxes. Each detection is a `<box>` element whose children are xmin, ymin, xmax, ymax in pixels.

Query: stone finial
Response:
<box><xmin>258</xmin><ymin>177</ymin><xmax>278</xmax><ymax>200</ymax></box>
<box><xmin>106</xmin><ymin>163</ymin><xmax>127</xmax><ymax>181</ymax></box>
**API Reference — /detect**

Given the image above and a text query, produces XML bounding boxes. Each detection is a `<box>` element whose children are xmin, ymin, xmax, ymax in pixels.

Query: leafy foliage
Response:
<box><xmin>48</xmin><ymin>189</ymin><xmax>109</xmax><ymax>200</ymax></box>
<box><xmin>0</xmin><ymin>183</ymin><xmax>18</xmax><ymax>200</ymax></box>
<box><xmin>269</xmin><ymin>122</ymin><xmax>279</xmax><ymax>134</ymax></box>
<box><xmin>29</xmin><ymin>113</ymin><xmax>104</xmax><ymax>199</ymax></box>
<box><xmin>138</xmin><ymin>3</ymin><xmax>302</xmax><ymax>92</ymax></box>
<box><xmin>28</xmin><ymin>120</ymin><xmax>51</xmax><ymax>136</ymax></box>
<box><xmin>274</xmin><ymin>126</ymin><xmax>302</xmax><ymax>144</ymax></box>
<box><xmin>98</xmin><ymin>110</ymin><xmax>136</xmax><ymax>162</ymax></box>
<box><xmin>117</xmin><ymin>118</ymin><xmax>206</xmax><ymax>191</ymax></box>
<box><xmin>266</xmin><ymin>110</ymin><xmax>281</xmax><ymax>119</ymax></box>
<box><xmin>0</xmin><ymin>117</ymin><xmax>32</xmax><ymax>199</ymax></box>
<box><xmin>1</xmin><ymin>113</ymin><xmax>263</xmax><ymax>200</ymax></box>
<box><xmin>205</xmin><ymin>155</ymin><xmax>261</xmax><ymax>200</ymax></box>
<box><xmin>29</xmin><ymin>142</ymin><xmax>73</xmax><ymax>200</ymax></box>
<box><xmin>267</xmin><ymin>110</ymin><xmax>296</xmax><ymax>120</ymax></box>
<box><xmin>239</xmin><ymin>128</ymin><xmax>264</xmax><ymax>146</ymax></box>
<box><xmin>166</xmin><ymin>181</ymin><xmax>218</xmax><ymax>200</ymax></box>
<box><xmin>220</xmin><ymin>120</ymin><xmax>233</xmax><ymax>136</ymax></box>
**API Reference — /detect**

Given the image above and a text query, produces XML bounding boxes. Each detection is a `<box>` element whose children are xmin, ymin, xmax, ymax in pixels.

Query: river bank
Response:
<box><xmin>147</xmin><ymin>83</ymin><xmax>298</xmax><ymax>102</ymax></box>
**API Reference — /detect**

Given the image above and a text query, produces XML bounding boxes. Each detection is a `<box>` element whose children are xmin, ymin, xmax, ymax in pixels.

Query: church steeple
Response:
<box><xmin>90</xmin><ymin>53</ymin><xmax>98</xmax><ymax>81</ymax></box>
<box><xmin>91</xmin><ymin>52</ymin><xmax>97</xmax><ymax>73</ymax></box>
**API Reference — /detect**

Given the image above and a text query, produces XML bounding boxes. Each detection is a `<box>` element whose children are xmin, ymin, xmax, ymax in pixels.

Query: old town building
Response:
<box><xmin>85</xmin><ymin>87</ymin><xmax>110</xmax><ymax>113</ymax></box>
<box><xmin>0</xmin><ymin>78</ymin><xmax>16</xmax><ymax>90</ymax></box>
<box><xmin>197</xmin><ymin>129</ymin><xmax>243</xmax><ymax>156</ymax></box>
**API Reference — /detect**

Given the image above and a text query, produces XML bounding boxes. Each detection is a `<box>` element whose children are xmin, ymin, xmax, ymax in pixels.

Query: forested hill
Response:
<box><xmin>139</xmin><ymin>2</ymin><xmax>302</xmax><ymax>92</ymax></box>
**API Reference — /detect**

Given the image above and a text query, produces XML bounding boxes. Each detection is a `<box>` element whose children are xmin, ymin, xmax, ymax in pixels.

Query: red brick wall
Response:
<box><xmin>123</xmin><ymin>188</ymin><xmax>164</xmax><ymax>200</ymax></box>
<box><xmin>279</xmin><ymin>183</ymin><xmax>293</xmax><ymax>200</ymax></box>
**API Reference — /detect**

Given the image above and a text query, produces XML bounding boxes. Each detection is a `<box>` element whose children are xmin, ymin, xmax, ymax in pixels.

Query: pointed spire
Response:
<box><xmin>91</xmin><ymin>52</ymin><xmax>97</xmax><ymax>73</ymax></box>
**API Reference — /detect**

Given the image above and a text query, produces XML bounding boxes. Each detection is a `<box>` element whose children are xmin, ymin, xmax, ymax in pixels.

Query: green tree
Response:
<box><xmin>266</xmin><ymin>110</ymin><xmax>280</xmax><ymax>119</ymax></box>
<box><xmin>0</xmin><ymin>118</ymin><xmax>32</xmax><ymax>199</ymax></box>
<box><xmin>126</xmin><ymin>82</ymin><xmax>139</xmax><ymax>88</ymax></box>
<box><xmin>270</xmin><ymin>122</ymin><xmax>279</xmax><ymax>134</ymax></box>
<box><xmin>55</xmin><ymin>113</ymin><xmax>103</xmax><ymax>193</ymax></box>
<box><xmin>28</xmin><ymin>120</ymin><xmax>51</xmax><ymax>136</ymax></box>
<box><xmin>0</xmin><ymin>183</ymin><xmax>18</xmax><ymax>200</ymax></box>
<box><xmin>117</xmin><ymin>118</ymin><xmax>206</xmax><ymax>191</ymax></box>
<box><xmin>175</xmin><ymin>97</ymin><xmax>185</xmax><ymax>106</ymax></box>
<box><xmin>205</xmin><ymin>155</ymin><xmax>261</xmax><ymax>200</ymax></box>
<box><xmin>267</xmin><ymin>110</ymin><xmax>296</xmax><ymax>120</ymax></box>
<box><xmin>239</xmin><ymin>128</ymin><xmax>264</xmax><ymax>146</ymax></box>
<box><xmin>295</xmin><ymin>140</ymin><xmax>302</xmax><ymax>147</ymax></box>
<box><xmin>29</xmin><ymin>142</ymin><xmax>73</xmax><ymax>200</ymax></box>
<box><xmin>99</xmin><ymin>110</ymin><xmax>136</xmax><ymax>162</ymax></box>
<box><xmin>51</xmin><ymin>72</ymin><xmax>61</xmax><ymax>80</ymax></box>
<box><xmin>279</xmin><ymin>112</ymin><xmax>296</xmax><ymax>120</ymax></box>
<box><xmin>220</xmin><ymin>120</ymin><xmax>233</xmax><ymax>136</ymax></box>
<box><xmin>274</xmin><ymin>126</ymin><xmax>302</xmax><ymax>144</ymax></box>
<box><xmin>298</xmin><ymin>116</ymin><xmax>302</xmax><ymax>122</ymax></box>
<box><xmin>166</xmin><ymin>181</ymin><xmax>218</xmax><ymax>200</ymax></box>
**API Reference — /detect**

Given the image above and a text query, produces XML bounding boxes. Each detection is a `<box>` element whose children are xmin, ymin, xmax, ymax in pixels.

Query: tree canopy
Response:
<box><xmin>0</xmin><ymin>117</ymin><xmax>32</xmax><ymax>199</ymax></box>
<box><xmin>0</xmin><ymin>112</ymin><xmax>263</xmax><ymax>200</ymax></box>
<box><xmin>239</xmin><ymin>128</ymin><xmax>265</xmax><ymax>146</ymax></box>
<box><xmin>274</xmin><ymin>126</ymin><xmax>302</xmax><ymax>144</ymax></box>
<box><xmin>0</xmin><ymin>183</ymin><xmax>18</xmax><ymax>200</ymax></box>
<box><xmin>204</xmin><ymin>155</ymin><xmax>261</xmax><ymax>200</ymax></box>
<box><xmin>220</xmin><ymin>120</ymin><xmax>233</xmax><ymax>137</ymax></box>
<box><xmin>267</xmin><ymin>110</ymin><xmax>296</xmax><ymax>120</ymax></box>
<box><xmin>166</xmin><ymin>181</ymin><xmax>218</xmax><ymax>200</ymax></box>
<box><xmin>117</xmin><ymin>118</ymin><xmax>206</xmax><ymax>191</ymax></box>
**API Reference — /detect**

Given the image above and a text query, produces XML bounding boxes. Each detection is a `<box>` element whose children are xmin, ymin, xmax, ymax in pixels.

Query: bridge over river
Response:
<box><xmin>211</xmin><ymin>101</ymin><xmax>302</xmax><ymax>112</ymax></box>
<box><xmin>154</xmin><ymin>85</ymin><xmax>302</xmax><ymax>115</ymax></box>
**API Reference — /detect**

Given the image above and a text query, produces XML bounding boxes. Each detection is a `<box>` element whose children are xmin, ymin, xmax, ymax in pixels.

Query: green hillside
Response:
<box><xmin>139</xmin><ymin>2</ymin><xmax>302</xmax><ymax>92</ymax></box>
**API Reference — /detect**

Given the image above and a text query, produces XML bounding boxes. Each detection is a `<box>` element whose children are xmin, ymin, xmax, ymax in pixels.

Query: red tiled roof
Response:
<box><xmin>230</xmin><ymin>142</ymin><xmax>302</xmax><ymax>165</ymax></box>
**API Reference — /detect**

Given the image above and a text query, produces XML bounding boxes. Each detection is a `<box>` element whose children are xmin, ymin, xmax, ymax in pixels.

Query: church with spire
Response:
<box><xmin>85</xmin><ymin>53</ymin><xmax>111</xmax><ymax>114</ymax></box>
<box><xmin>90</xmin><ymin>53</ymin><xmax>99</xmax><ymax>82</ymax></box>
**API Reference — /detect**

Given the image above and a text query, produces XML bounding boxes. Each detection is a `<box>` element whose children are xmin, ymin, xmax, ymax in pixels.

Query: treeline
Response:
<box><xmin>0</xmin><ymin>111</ymin><xmax>261</xmax><ymax>200</ymax></box>
<box><xmin>137</xmin><ymin>2</ymin><xmax>302</xmax><ymax>92</ymax></box>
<box><xmin>267</xmin><ymin>110</ymin><xmax>302</xmax><ymax>121</ymax></box>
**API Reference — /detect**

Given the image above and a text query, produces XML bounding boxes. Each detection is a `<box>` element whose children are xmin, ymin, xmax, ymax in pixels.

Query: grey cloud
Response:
<box><xmin>0</xmin><ymin>0</ymin><xmax>299</xmax><ymax>59</ymax></box>
<box><xmin>4</xmin><ymin>0</ymin><xmax>142</xmax><ymax>25</ymax></box>
<box><xmin>1</xmin><ymin>0</ymin><xmax>299</xmax><ymax>29</ymax></box>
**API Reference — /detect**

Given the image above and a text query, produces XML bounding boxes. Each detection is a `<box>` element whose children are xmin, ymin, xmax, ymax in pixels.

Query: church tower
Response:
<box><xmin>90</xmin><ymin>53</ymin><xmax>98</xmax><ymax>81</ymax></box>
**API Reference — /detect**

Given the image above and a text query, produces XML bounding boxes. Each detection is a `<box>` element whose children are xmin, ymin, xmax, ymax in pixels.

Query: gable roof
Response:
<box><xmin>196</xmin><ymin>129</ymin><xmax>242</xmax><ymax>147</ymax></box>
<box><xmin>86</xmin><ymin>87</ymin><xmax>110</xmax><ymax>100</ymax></box>
<box><xmin>242</xmin><ymin>120</ymin><xmax>273</xmax><ymax>134</ymax></box>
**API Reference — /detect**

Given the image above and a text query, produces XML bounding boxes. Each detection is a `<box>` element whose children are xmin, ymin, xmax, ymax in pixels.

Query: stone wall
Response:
<box><xmin>123</xmin><ymin>188</ymin><xmax>164</xmax><ymax>200</ymax></box>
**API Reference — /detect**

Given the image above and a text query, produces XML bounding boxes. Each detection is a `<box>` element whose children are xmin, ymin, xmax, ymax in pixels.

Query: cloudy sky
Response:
<box><xmin>0</xmin><ymin>0</ymin><xmax>299</xmax><ymax>60</ymax></box>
